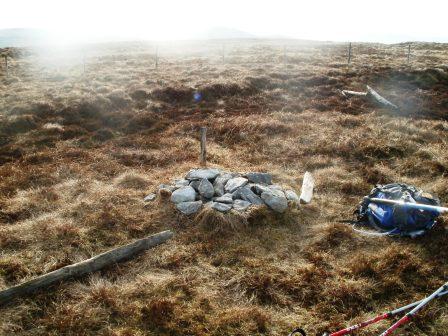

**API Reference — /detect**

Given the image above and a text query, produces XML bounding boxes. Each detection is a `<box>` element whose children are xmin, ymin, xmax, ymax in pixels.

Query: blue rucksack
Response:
<box><xmin>356</xmin><ymin>183</ymin><xmax>441</xmax><ymax>237</ymax></box>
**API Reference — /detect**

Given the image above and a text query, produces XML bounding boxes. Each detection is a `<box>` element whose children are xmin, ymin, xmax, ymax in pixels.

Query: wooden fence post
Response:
<box><xmin>4</xmin><ymin>55</ymin><xmax>8</xmax><ymax>77</ymax></box>
<box><xmin>200</xmin><ymin>127</ymin><xmax>207</xmax><ymax>166</ymax></box>
<box><xmin>83</xmin><ymin>53</ymin><xmax>86</xmax><ymax>74</ymax></box>
<box><xmin>155</xmin><ymin>46</ymin><xmax>158</xmax><ymax>70</ymax></box>
<box><xmin>222</xmin><ymin>44</ymin><xmax>225</xmax><ymax>63</ymax></box>
<box><xmin>348</xmin><ymin>42</ymin><xmax>352</xmax><ymax>65</ymax></box>
<box><xmin>407</xmin><ymin>44</ymin><xmax>411</xmax><ymax>65</ymax></box>
<box><xmin>283</xmin><ymin>45</ymin><xmax>286</xmax><ymax>64</ymax></box>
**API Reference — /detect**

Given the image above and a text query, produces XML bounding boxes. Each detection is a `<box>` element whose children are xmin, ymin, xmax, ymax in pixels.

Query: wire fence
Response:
<box><xmin>1</xmin><ymin>41</ymin><xmax>446</xmax><ymax>81</ymax></box>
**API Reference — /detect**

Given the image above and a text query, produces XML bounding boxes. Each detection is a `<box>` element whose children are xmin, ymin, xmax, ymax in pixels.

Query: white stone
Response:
<box><xmin>300</xmin><ymin>171</ymin><xmax>315</xmax><ymax>204</ymax></box>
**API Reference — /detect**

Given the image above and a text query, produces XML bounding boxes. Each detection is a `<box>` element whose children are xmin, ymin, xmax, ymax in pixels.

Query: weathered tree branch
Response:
<box><xmin>366</xmin><ymin>85</ymin><xmax>398</xmax><ymax>110</ymax></box>
<box><xmin>0</xmin><ymin>230</ymin><xmax>174</xmax><ymax>306</ymax></box>
<box><xmin>341</xmin><ymin>86</ymin><xmax>399</xmax><ymax>111</ymax></box>
<box><xmin>341</xmin><ymin>90</ymin><xmax>367</xmax><ymax>98</ymax></box>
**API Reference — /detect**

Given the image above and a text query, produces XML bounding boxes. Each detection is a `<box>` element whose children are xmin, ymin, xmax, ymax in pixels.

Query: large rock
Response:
<box><xmin>251</xmin><ymin>184</ymin><xmax>270</xmax><ymax>195</ymax></box>
<box><xmin>225</xmin><ymin>177</ymin><xmax>248</xmax><ymax>193</ymax></box>
<box><xmin>176</xmin><ymin>201</ymin><xmax>202</xmax><ymax>215</ymax></box>
<box><xmin>170</xmin><ymin>186</ymin><xmax>197</xmax><ymax>203</ymax></box>
<box><xmin>213</xmin><ymin>182</ymin><xmax>225</xmax><ymax>197</ymax></box>
<box><xmin>213</xmin><ymin>193</ymin><xmax>234</xmax><ymax>204</ymax></box>
<box><xmin>186</xmin><ymin>168</ymin><xmax>221</xmax><ymax>180</ymax></box>
<box><xmin>213</xmin><ymin>173</ymin><xmax>233</xmax><ymax>197</ymax></box>
<box><xmin>233</xmin><ymin>199</ymin><xmax>252</xmax><ymax>211</ymax></box>
<box><xmin>285</xmin><ymin>190</ymin><xmax>299</xmax><ymax>202</ymax></box>
<box><xmin>238</xmin><ymin>186</ymin><xmax>264</xmax><ymax>205</ymax></box>
<box><xmin>261</xmin><ymin>190</ymin><xmax>288</xmax><ymax>213</ymax></box>
<box><xmin>210</xmin><ymin>202</ymin><xmax>232</xmax><ymax>212</ymax></box>
<box><xmin>245</xmin><ymin>172</ymin><xmax>272</xmax><ymax>185</ymax></box>
<box><xmin>198</xmin><ymin>178</ymin><xmax>214</xmax><ymax>199</ymax></box>
<box><xmin>189</xmin><ymin>180</ymin><xmax>201</xmax><ymax>191</ymax></box>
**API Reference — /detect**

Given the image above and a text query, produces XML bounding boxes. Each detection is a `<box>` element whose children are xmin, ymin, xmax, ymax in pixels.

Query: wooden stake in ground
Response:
<box><xmin>200</xmin><ymin>127</ymin><xmax>207</xmax><ymax>166</ymax></box>
<box><xmin>155</xmin><ymin>46</ymin><xmax>158</xmax><ymax>70</ymax></box>
<box><xmin>283</xmin><ymin>45</ymin><xmax>287</xmax><ymax>64</ymax></box>
<box><xmin>3</xmin><ymin>55</ymin><xmax>8</xmax><ymax>77</ymax></box>
<box><xmin>83</xmin><ymin>53</ymin><xmax>86</xmax><ymax>74</ymax></box>
<box><xmin>222</xmin><ymin>44</ymin><xmax>225</xmax><ymax>63</ymax></box>
<box><xmin>407</xmin><ymin>44</ymin><xmax>411</xmax><ymax>64</ymax></box>
<box><xmin>347</xmin><ymin>42</ymin><xmax>352</xmax><ymax>65</ymax></box>
<box><xmin>0</xmin><ymin>230</ymin><xmax>173</xmax><ymax>306</ymax></box>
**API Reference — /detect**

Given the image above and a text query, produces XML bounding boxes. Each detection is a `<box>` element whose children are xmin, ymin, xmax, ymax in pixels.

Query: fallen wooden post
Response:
<box><xmin>366</xmin><ymin>85</ymin><xmax>398</xmax><ymax>110</ymax></box>
<box><xmin>0</xmin><ymin>230</ymin><xmax>173</xmax><ymax>306</ymax></box>
<box><xmin>341</xmin><ymin>90</ymin><xmax>367</xmax><ymax>98</ymax></box>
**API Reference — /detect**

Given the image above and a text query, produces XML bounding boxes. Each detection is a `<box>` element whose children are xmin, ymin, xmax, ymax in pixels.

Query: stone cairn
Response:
<box><xmin>145</xmin><ymin>168</ymin><xmax>300</xmax><ymax>215</ymax></box>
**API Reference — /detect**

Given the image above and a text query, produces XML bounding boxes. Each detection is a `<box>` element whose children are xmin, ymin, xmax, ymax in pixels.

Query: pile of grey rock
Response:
<box><xmin>146</xmin><ymin>168</ymin><xmax>300</xmax><ymax>215</ymax></box>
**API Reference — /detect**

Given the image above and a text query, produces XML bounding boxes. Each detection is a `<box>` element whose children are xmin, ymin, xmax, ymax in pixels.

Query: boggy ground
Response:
<box><xmin>0</xmin><ymin>40</ymin><xmax>447</xmax><ymax>335</ymax></box>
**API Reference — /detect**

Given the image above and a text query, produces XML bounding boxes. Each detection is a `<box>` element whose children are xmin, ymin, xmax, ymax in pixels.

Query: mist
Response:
<box><xmin>1</xmin><ymin>0</ymin><xmax>448</xmax><ymax>46</ymax></box>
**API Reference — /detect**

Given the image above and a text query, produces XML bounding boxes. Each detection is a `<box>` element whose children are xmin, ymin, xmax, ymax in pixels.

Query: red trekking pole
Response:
<box><xmin>378</xmin><ymin>281</ymin><xmax>448</xmax><ymax>336</ymax></box>
<box><xmin>289</xmin><ymin>284</ymin><xmax>448</xmax><ymax>336</ymax></box>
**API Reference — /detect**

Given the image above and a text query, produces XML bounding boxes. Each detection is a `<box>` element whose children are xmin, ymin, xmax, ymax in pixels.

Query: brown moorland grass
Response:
<box><xmin>0</xmin><ymin>40</ymin><xmax>447</xmax><ymax>335</ymax></box>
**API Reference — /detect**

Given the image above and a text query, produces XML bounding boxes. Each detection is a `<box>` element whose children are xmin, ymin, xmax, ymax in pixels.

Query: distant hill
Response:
<box><xmin>0</xmin><ymin>27</ymin><xmax>258</xmax><ymax>47</ymax></box>
<box><xmin>199</xmin><ymin>27</ymin><xmax>257</xmax><ymax>40</ymax></box>
<box><xmin>0</xmin><ymin>28</ymin><xmax>48</xmax><ymax>47</ymax></box>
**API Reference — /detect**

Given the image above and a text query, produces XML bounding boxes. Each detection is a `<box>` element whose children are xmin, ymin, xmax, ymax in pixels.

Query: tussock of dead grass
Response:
<box><xmin>114</xmin><ymin>172</ymin><xmax>150</xmax><ymax>190</ymax></box>
<box><xmin>195</xmin><ymin>206</ymin><xmax>250</xmax><ymax>231</ymax></box>
<box><xmin>195</xmin><ymin>205</ymin><xmax>301</xmax><ymax>233</ymax></box>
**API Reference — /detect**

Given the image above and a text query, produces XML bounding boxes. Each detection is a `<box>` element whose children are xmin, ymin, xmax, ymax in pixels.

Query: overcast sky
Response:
<box><xmin>1</xmin><ymin>0</ymin><xmax>447</xmax><ymax>43</ymax></box>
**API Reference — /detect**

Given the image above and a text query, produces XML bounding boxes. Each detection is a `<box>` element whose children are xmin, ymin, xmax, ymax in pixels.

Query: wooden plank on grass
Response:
<box><xmin>0</xmin><ymin>230</ymin><xmax>174</xmax><ymax>306</ymax></box>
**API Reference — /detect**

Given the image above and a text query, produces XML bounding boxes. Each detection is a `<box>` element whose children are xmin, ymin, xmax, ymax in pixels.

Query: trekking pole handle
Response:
<box><xmin>366</xmin><ymin>197</ymin><xmax>448</xmax><ymax>213</ymax></box>
<box><xmin>288</xmin><ymin>327</ymin><xmax>307</xmax><ymax>336</ymax></box>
